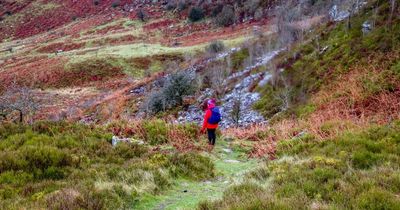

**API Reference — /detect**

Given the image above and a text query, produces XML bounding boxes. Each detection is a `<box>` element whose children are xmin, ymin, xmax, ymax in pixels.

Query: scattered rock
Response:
<box><xmin>222</xmin><ymin>148</ymin><xmax>232</xmax><ymax>153</ymax></box>
<box><xmin>177</xmin><ymin>49</ymin><xmax>282</xmax><ymax>128</ymax></box>
<box><xmin>111</xmin><ymin>136</ymin><xmax>133</xmax><ymax>146</ymax></box>
<box><xmin>362</xmin><ymin>20</ymin><xmax>372</xmax><ymax>35</ymax></box>
<box><xmin>130</xmin><ymin>86</ymin><xmax>146</xmax><ymax>94</ymax></box>
<box><xmin>224</xmin><ymin>159</ymin><xmax>240</xmax><ymax>163</ymax></box>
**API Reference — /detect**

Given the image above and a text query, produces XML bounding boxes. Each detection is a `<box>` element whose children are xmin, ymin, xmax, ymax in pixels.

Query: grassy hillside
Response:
<box><xmin>0</xmin><ymin>121</ymin><xmax>215</xmax><ymax>209</ymax></box>
<box><xmin>199</xmin><ymin>121</ymin><xmax>400</xmax><ymax>209</ymax></box>
<box><xmin>197</xmin><ymin>0</ymin><xmax>400</xmax><ymax>209</ymax></box>
<box><xmin>255</xmin><ymin>0</ymin><xmax>399</xmax><ymax>138</ymax></box>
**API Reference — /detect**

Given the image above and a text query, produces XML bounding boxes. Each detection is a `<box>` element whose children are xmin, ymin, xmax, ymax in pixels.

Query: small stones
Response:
<box><xmin>224</xmin><ymin>159</ymin><xmax>240</xmax><ymax>163</ymax></box>
<box><xmin>222</xmin><ymin>148</ymin><xmax>232</xmax><ymax>153</ymax></box>
<box><xmin>362</xmin><ymin>21</ymin><xmax>372</xmax><ymax>35</ymax></box>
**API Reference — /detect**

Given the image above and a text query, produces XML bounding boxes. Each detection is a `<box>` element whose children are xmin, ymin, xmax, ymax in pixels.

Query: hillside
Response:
<box><xmin>0</xmin><ymin>0</ymin><xmax>400</xmax><ymax>209</ymax></box>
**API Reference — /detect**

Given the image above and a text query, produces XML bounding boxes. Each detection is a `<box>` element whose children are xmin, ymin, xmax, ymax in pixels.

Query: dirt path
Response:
<box><xmin>134</xmin><ymin>139</ymin><xmax>259</xmax><ymax>210</ymax></box>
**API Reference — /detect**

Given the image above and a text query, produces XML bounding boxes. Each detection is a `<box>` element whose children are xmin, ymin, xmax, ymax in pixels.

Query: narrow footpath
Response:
<box><xmin>135</xmin><ymin>139</ymin><xmax>260</xmax><ymax>210</ymax></box>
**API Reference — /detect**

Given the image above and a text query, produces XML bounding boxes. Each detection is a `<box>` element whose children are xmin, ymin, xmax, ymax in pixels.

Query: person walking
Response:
<box><xmin>201</xmin><ymin>99</ymin><xmax>221</xmax><ymax>148</ymax></box>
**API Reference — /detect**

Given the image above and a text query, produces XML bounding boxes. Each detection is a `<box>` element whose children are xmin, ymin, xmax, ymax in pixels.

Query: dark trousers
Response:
<box><xmin>207</xmin><ymin>129</ymin><xmax>216</xmax><ymax>145</ymax></box>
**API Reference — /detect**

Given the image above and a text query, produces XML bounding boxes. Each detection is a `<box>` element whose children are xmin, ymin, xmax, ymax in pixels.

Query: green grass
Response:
<box><xmin>0</xmin><ymin>121</ymin><xmax>216</xmax><ymax>209</ymax></box>
<box><xmin>134</xmin><ymin>138</ymin><xmax>259</xmax><ymax>210</ymax></box>
<box><xmin>254</xmin><ymin>0</ymin><xmax>400</xmax><ymax>119</ymax></box>
<box><xmin>199</xmin><ymin>121</ymin><xmax>400</xmax><ymax>209</ymax></box>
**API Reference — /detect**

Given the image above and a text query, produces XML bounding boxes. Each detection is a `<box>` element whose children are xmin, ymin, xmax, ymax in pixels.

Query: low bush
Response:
<box><xmin>0</xmin><ymin>121</ymin><xmax>211</xmax><ymax>209</ymax></box>
<box><xmin>206</xmin><ymin>40</ymin><xmax>225</xmax><ymax>54</ymax></box>
<box><xmin>145</xmin><ymin>71</ymin><xmax>196</xmax><ymax>114</ymax></box>
<box><xmin>189</xmin><ymin>7</ymin><xmax>205</xmax><ymax>22</ymax></box>
<box><xmin>170</xmin><ymin>153</ymin><xmax>215</xmax><ymax>180</ymax></box>
<box><xmin>356</xmin><ymin>188</ymin><xmax>400</xmax><ymax>210</ymax></box>
<box><xmin>143</xmin><ymin>120</ymin><xmax>168</xmax><ymax>145</ymax></box>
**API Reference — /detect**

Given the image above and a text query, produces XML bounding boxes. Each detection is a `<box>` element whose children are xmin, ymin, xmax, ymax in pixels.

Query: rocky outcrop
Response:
<box><xmin>177</xmin><ymin>49</ymin><xmax>282</xmax><ymax>128</ymax></box>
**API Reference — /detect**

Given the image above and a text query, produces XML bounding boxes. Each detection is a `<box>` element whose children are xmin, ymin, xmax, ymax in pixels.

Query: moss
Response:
<box><xmin>230</xmin><ymin>48</ymin><xmax>250</xmax><ymax>71</ymax></box>
<box><xmin>253</xmin><ymin>85</ymin><xmax>284</xmax><ymax>118</ymax></box>
<box><xmin>294</xmin><ymin>104</ymin><xmax>316</xmax><ymax>118</ymax></box>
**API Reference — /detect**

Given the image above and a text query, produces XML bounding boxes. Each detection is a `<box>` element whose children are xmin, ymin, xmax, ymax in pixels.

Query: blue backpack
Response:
<box><xmin>208</xmin><ymin>107</ymin><xmax>221</xmax><ymax>125</ymax></box>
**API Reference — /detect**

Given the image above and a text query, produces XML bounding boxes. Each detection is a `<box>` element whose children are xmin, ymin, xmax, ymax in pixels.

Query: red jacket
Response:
<box><xmin>202</xmin><ymin>106</ymin><xmax>218</xmax><ymax>130</ymax></box>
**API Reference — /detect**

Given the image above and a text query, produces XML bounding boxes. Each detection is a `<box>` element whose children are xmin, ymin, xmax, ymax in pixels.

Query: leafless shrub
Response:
<box><xmin>215</xmin><ymin>5</ymin><xmax>236</xmax><ymax>27</ymax></box>
<box><xmin>231</xmin><ymin>97</ymin><xmax>242</xmax><ymax>127</ymax></box>
<box><xmin>206</xmin><ymin>63</ymin><xmax>227</xmax><ymax>97</ymax></box>
<box><xmin>0</xmin><ymin>83</ymin><xmax>39</xmax><ymax>123</ymax></box>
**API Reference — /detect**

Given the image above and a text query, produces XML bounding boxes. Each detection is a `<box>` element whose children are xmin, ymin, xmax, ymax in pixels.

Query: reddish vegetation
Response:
<box><xmin>91</xmin><ymin>34</ymin><xmax>138</xmax><ymax>46</ymax></box>
<box><xmin>87</xmin><ymin>24</ymin><xmax>126</xmax><ymax>35</ymax></box>
<box><xmin>143</xmin><ymin>19</ymin><xmax>178</xmax><ymax>31</ymax></box>
<box><xmin>158</xmin><ymin>18</ymin><xmax>271</xmax><ymax>46</ymax></box>
<box><xmin>36</xmin><ymin>42</ymin><xmax>84</xmax><ymax>53</ymax></box>
<box><xmin>0</xmin><ymin>57</ymin><xmax>67</xmax><ymax>91</ymax></box>
<box><xmin>0</xmin><ymin>0</ymin><xmax>165</xmax><ymax>41</ymax></box>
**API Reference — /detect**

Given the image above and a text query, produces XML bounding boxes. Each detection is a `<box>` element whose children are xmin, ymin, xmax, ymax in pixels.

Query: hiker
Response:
<box><xmin>200</xmin><ymin>99</ymin><xmax>221</xmax><ymax>147</ymax></box>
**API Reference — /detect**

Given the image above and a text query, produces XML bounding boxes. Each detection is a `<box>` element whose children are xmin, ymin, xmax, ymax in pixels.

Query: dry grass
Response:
<box><xmin>225</xmin><ymin>52</ymin><xmax>400</xmax><ymax>158</ymax></box>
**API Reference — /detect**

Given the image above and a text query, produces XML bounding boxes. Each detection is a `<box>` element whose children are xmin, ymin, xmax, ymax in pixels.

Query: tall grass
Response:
<box><xmin>0</xmin><ymin>121</ymin><xmax>214</xmax><ymax>209</ymax></box>
<box><xmin>199</xmin><ymin>121</ymin><xmax>400</xmax><ymax>209</ymax></box>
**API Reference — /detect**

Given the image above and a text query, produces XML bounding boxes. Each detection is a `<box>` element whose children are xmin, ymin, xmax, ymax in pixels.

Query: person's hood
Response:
<box><xmin>207</xmin><ymin>99</ymin><xmax>216</xmax><ymax>109</ymax></box>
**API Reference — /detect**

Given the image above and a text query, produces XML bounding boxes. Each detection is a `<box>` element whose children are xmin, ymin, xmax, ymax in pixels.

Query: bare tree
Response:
<box><xmin>231</xmin><ymin>97</ymin><xmax>242</xmax><ymax>127</ymax></box>
<box><xmin>208</xmin><ymin>63</ymin><xmax>227</xmax><ymax>97</ymax></box>
<box><xmin>346</xmin><ymin>0</ymin><xmax>360</xmax><ymax>30</ymax></box>
<box><xmin>274</xmin><ymin>0</ymin><xmax>302</xmax><ymax>47</ymax></box>
<box><xmin>273</xmin><ymin>79</ymin><xmax>292</xmax><ymax>112</ymax></box>
<box><xmin>0</xmin><ymin>84</ymin><xmax>39</xmax><ymax>123</ymax></box>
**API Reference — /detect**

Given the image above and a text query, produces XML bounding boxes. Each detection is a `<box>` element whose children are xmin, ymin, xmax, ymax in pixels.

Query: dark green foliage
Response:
<box><xmin>230</xmin><ymin>48</ymin><xmax>249</xmax><ymax>71</ymax></box>
<box><xmin>146</xmin><ymin>72</ymin><xmax>196</xmax><ymax>114</ymax></box>
<box><xmin>142</xmin><ymin>120</ymin><xmax>168</xmax><ymax>145</ymax></box>
<box><xmin>111</xmin><ymin>0</ymin><xmax>120</xmax><ymax>8</ymax></box>
<box><xmin>163</xmin><ymin>72</ymin><xmax>196</xmax><ymax>106</ymax></box>
<box><xmin>253</xmin><ymin>85</ymin><xmax>284</xmax><ymax>118</ymax></box>
<box><xmin>146</xmin><ymin>91</ymin><xmax>165</xmax><ymax>114</ymax></box>
<box><xmin>352</xmin><ymin>149</ymin><xmax>381</xmax><ymax>169</ymax></box>
<box><xmin>189</xmin><ymin>7</ymin><xmax>205</xmax><ymax>22</ymax></box>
